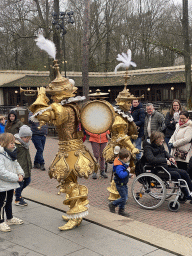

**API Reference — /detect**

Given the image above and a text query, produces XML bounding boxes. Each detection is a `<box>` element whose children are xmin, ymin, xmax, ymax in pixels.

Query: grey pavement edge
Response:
<box><xmin>0</xmin><ymin>192</ymin><xmax>176</xmax><ymax>256</ymax></box>
<box><xmin>13</xmin><ymin>187</ymin><xmax>190</xmax><ymax>256</ymax></box>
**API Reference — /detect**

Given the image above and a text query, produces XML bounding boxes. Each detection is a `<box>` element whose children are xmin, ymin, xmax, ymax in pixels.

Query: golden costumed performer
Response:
<box><xmin>103</xmin><ymin>50</ymin><xmax>143</xmax><ymax>200</ymax></box>
<box><xmin>29</xmin><ymin>35</ymin><xmax>98</xmax><ymax>230</ymax></box>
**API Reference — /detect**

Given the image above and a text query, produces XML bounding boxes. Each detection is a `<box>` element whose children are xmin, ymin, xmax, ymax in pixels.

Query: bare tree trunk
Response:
<box><xmin>182</xmin><ymin>0</ymin><xmax>191</xmax><ymax>108</ymax></box>
<box><xmin>104</xmin><ymin>1</ymin><xmax>110</xmax><ymax>73</ymax></box>
<box><xmin>33</xmin><ymin>0</ymin><xmax>49</xmax><ymax>37</ymax></box>
<box><xmin>82</xmin><ymin>0</ymin><xmax>90</xmax><ymax>100</ymax></box>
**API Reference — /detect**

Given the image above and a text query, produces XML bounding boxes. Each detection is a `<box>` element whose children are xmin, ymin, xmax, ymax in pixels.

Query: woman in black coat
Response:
<box><xmin>164</xmin><ymin>99</ymin><xmax>182</xmax><ymax>153</ymax></box>
<box><xmin>144</xmin><ymin>131</ymin><xmax>192</xmax><ymax>198</ymax></box>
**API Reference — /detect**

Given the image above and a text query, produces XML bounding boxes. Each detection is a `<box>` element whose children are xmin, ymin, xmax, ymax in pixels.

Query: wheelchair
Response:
<box><xmin>131</xmin><ymin>163</ymin><xmax>190</xmax><ymax>212</ymax></box>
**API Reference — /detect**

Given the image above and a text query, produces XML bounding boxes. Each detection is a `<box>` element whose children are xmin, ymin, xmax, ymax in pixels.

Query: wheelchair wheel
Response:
<box><xmin>131</xmin><ymin>173</ymin><xmax>166</xmax><ymax>210</ymax></box>
<box><xmin>168</xmin><ymin>200</ymin><xmax>180</xmax><ymax>212</ymax></box>
<box><xmin>165</xmin><ymin>182</ymin><xmax>177</xmax><ymax>199</ymax></box>
<box><xmin>178</xmin><ymin>192</ymin><xmax>187</xmax><ymax>204</ymax></box>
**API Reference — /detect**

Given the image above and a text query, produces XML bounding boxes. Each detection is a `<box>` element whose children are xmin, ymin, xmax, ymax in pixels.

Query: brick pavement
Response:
<box><xmin>29</xmin><ymin>136</ymin><xmax>192</xmax><ymax>239</ymax></box>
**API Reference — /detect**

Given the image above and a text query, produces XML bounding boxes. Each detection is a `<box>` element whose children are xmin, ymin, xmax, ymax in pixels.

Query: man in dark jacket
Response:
<box><xmin>28</xmin><ymin>111</ymin><xmax>48</xmax><ymax>171</ymax></box>
<box><xmin>131</xmin><ymin>100</ymin><xmax>145</xmax><ymax>160</ymax></box>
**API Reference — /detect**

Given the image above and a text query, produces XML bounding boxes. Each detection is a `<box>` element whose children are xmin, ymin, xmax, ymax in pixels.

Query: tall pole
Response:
<box><xmin>82</xmin><ymin>0</ymin><xmax>90</xmax><ymax>100</ymax></box>
<box><xmin>53</xmin><ymin>0</ymin><xmax>61</xmax><ymax>61</ymax></box>
<box><xmin>182</xmin><ymin>0</ymin><xmax>191</xmax><ymax>108</ymax></box>
<box><xmin>63</xmin><ymin>34</ymin><xmax>66</xmax><ymax>77</ymax></box>
<box><xmin>52</xmin><ymin>11</ymin><xmax>74</xmax><ymax>78</ymax></box>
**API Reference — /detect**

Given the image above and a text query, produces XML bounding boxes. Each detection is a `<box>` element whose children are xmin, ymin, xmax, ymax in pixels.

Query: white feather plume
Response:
<box><xmin>114</xmin><ymin>49</ymin><xmax>136</xmax><ymax>73</ymax></box>
<box><xmin>35</xmin><ymin>35</ymin><xmax>56</xmax><ymax>60</ymax></box>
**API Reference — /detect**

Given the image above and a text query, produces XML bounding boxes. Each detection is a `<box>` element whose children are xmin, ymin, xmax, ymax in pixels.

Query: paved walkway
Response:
<box><xmin>1</xmin><ymin>200</ymin><xmax>175</xmax><ymax>256</ymax></box>
<box><xmin>19</xmin><ymin>136</ymin><xmax>192</xmax><ymax>255</ymax></box>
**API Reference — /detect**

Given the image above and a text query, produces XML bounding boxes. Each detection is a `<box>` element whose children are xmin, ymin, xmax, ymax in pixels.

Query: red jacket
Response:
<box><xmin>86</xmin><ymin>130</ymin><xmax>110</xmax><ymax>143</ymax></box>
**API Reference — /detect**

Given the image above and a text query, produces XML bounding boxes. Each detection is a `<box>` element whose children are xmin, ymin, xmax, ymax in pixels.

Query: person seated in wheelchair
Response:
<box><xmin>143</xmin><ymin>131</ymin><xmax>192</xmax><ymax>199</ymax></box>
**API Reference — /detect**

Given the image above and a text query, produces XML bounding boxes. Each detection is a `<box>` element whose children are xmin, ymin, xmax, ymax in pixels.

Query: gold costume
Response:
<box><xmin>103</xmin><ymin>86</ymin><xmax>140</xmax><ymax>173</ymax></box>
<box><xmin>103</xmin><ymin>71</ymin><xmax>143</xmax><ymax>201</ymax></box>
<box><xmin>30</xmin><ymin>62</ymin><xmax>98</xmax><ymax>230</ymax></box>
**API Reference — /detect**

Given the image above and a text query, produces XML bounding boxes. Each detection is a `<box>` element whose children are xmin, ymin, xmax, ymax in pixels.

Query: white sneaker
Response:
<box><xmin>0</xmin><ymin>222</ymin><xmax>11</xmax><ymax>232</ymax></box>
<box><xmin>6</xmin><ymin>217</ymin><xmax>24</xmax><ymax>225</ymax></box>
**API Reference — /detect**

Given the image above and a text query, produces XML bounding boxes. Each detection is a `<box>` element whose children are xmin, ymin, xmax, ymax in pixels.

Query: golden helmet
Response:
<box><xmin>46</xmin><ymin>62</ymin><xmax>77</xmax><ymax>98</ymax></box>
<box><xmin>115</xmin><ymin>87</ymin><xmax>137</xmax><ymax>105</ymax></box>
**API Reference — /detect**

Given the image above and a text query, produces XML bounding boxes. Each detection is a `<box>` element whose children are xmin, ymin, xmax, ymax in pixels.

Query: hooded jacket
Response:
<box><xmin>14</xmin><ymin>134</ymin><xmax>32</xmax><ymax>178</ymax></box>
<box><xmin>5</xmin><ymin>110</ymin><xmax>23</xmax><ymax>135</ymax></box>
<box><xmin>130</xmin><ymin>102</ymin><xmax>145</xmax><ymax>137</ymax></box>
<box><xmin>0</xmin><ymin>146</ymin><xmax>24</xmax><ymax>192</ymax></box>
<box><xmin>169</xmin><ymin>120</ymin><xmax>192</xmax><ymax>163</ymax></box>
<box><xmin>113</xmin><ymin>157</ymin><xmax>129</xmax><ymax>185</ymax></box>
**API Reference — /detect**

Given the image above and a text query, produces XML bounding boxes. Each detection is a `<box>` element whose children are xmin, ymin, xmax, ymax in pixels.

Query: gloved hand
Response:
<box><xmin>168</xmin><ymin>143</ymin><xmax>173</xmax><ymax>148</ymax></box>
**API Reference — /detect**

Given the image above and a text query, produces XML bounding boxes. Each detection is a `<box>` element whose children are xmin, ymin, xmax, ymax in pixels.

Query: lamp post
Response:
<box><xmin>52</xmin><ymin>11</ymin><xmax>74</xmax><ymax>77</ymax></box>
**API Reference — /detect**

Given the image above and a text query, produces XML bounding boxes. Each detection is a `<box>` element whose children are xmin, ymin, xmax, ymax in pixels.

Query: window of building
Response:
<box><xmin>156</xmin><ymin>89</ymin><xmax>161</xmax><ymax>101</ymax></box>
<box><xmin>163</xmin><ymin>89</ymin><xmax>169</xmax><ymax>100</ymax></box>
<box><xmin>181</xmin><ymin>88</ymin><xmax>186</xmax><ymax>99</ymax></box>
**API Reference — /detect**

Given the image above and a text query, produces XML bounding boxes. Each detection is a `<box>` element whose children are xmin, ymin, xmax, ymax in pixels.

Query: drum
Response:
<box><xmin>81</xmin><ymin>100</ymin><xmax>115</xmax><ymax>134</ymax></box>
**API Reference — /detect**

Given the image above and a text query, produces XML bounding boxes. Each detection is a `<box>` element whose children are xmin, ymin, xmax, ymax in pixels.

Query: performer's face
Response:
<box><xmin>119</xmin><ymin>101</ymin><xmax>131</xmax><ymax>111</ymax></box>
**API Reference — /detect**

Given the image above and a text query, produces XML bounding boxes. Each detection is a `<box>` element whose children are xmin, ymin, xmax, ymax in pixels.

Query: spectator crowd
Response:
<box><xmin>1</xmin><ymin>99</ymin><xmax>192</xmax><ymax>231</ymax></box>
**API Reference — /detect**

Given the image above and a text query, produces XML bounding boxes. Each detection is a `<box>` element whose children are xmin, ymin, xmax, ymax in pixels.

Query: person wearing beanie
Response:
<box><xmin>5</xmin><ymin>110</ymin><xmax>23</xmax><ymax>135</ymax></box>
<box><xmin>14</xmin><ymin>125</ymin><xmax>32</xmax><ymax>206</ymax></box>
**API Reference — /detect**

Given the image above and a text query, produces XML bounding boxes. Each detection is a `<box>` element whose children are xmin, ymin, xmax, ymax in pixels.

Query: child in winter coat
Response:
<box><xmin>5</xmin><ymin>110</ymin><xmax>23</xmax><ymax>135</ymax></box>
<box><xmin>0</xmin><ymin>115</ymin><xmax>6</xmax><ymax>134</ymax></box>
<box><xmin>108</xmin><ymin>148</ymin><xmax>131</xmax><ymax>217</ymax></box>
<box><xmin>0</xmin><ymin>133</ymin><xmax>24</xmax><ymax>232</ymax></box>
<box><xmin>14</xmin><ymin>125</ymin><xmax>32</xmax><ymax>206</ymax></box>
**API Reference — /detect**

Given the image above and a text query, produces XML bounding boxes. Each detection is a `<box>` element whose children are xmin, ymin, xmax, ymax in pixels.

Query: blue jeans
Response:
<box><xmin>132</xmin><ymin>137</ymin><xmax>142</xmax><ymax>160</ymax></box>
<box><xmin>32</xmin><ymin>135</ymin><xmax>46</xmax><ymax>165</ymax></box>
<box><xmin>15</xmin><ymin>177</ymin><xmax>31</xmax><ymax>201</ymax></box>
<box><xmin>113</xmin><ymin>184</ymin><xmax>128</xmax><ymax>210</ymax></box>
<box><xmin>164</xmin><ymin>137</ymin><xmax>171</xmax><ymax>153</ymax></box>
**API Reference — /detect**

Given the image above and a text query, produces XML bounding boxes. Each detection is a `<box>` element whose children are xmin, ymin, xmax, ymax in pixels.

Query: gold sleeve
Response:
<box><xmin>51</xmin><ymin>103</ymin><xmax>69</xmax><ymax>126</ymax></box>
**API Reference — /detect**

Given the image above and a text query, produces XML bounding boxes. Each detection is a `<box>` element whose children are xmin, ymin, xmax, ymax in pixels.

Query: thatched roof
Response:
<box><xmin>0</xmin><ymin>73</ymin><xmax>26</xmax><ymax>86</ymax></box>
<box><xmin>4</xmin><ymin>71</ymin><xmax>186</xmax><ymax>88</ymax></box>
<box><xmin>0</xmin><ymin>65</ymin><xmax>190</xmax><ymax>88</ymax></box>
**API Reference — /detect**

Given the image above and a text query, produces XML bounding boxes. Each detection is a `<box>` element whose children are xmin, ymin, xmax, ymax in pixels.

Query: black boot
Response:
<box><xmin>40</xmin><ymin>164</ymin><xmax>46</xmax><ymax>171</ymax></box>
<box><xmin>100</xmin><ymin>170</ymin><xmax>108</xmax><ymax>178</ymax></box>
<box><xmin>33</xmin><ymin>163</ymin><xmax>40</xmax><ymax>169</ymax></box>
<box><xmin>92</xmin><ymin>172</ymin><xmax>97</xmax><ymax>179</ymax></box>
<box><xmin>108</xmin><ymin>202</ymin><xmax>116</xmax><ymax>213</ymax></box>
<box><xmin>118</xmin><ymin>208</ymin><xmax>130</xmax><ymax>217</ymax></box>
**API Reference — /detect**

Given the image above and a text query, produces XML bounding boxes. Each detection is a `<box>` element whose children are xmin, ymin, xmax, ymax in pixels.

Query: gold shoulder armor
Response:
<box><xmin>51</xmin><ymin>103</ymin><xmax>69</xmax><ymax>126</ymax></box>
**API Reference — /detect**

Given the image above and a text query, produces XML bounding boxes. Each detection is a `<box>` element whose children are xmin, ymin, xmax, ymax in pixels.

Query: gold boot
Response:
<box><xmin>62</xmin><ymin>215</ymin><xmax>69</xmax><ymax>222</ymax></box>
<box><xmin>58</xmin><ymin>218</ymin><xmax>82</xmax><ymax>231</ymax></box>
